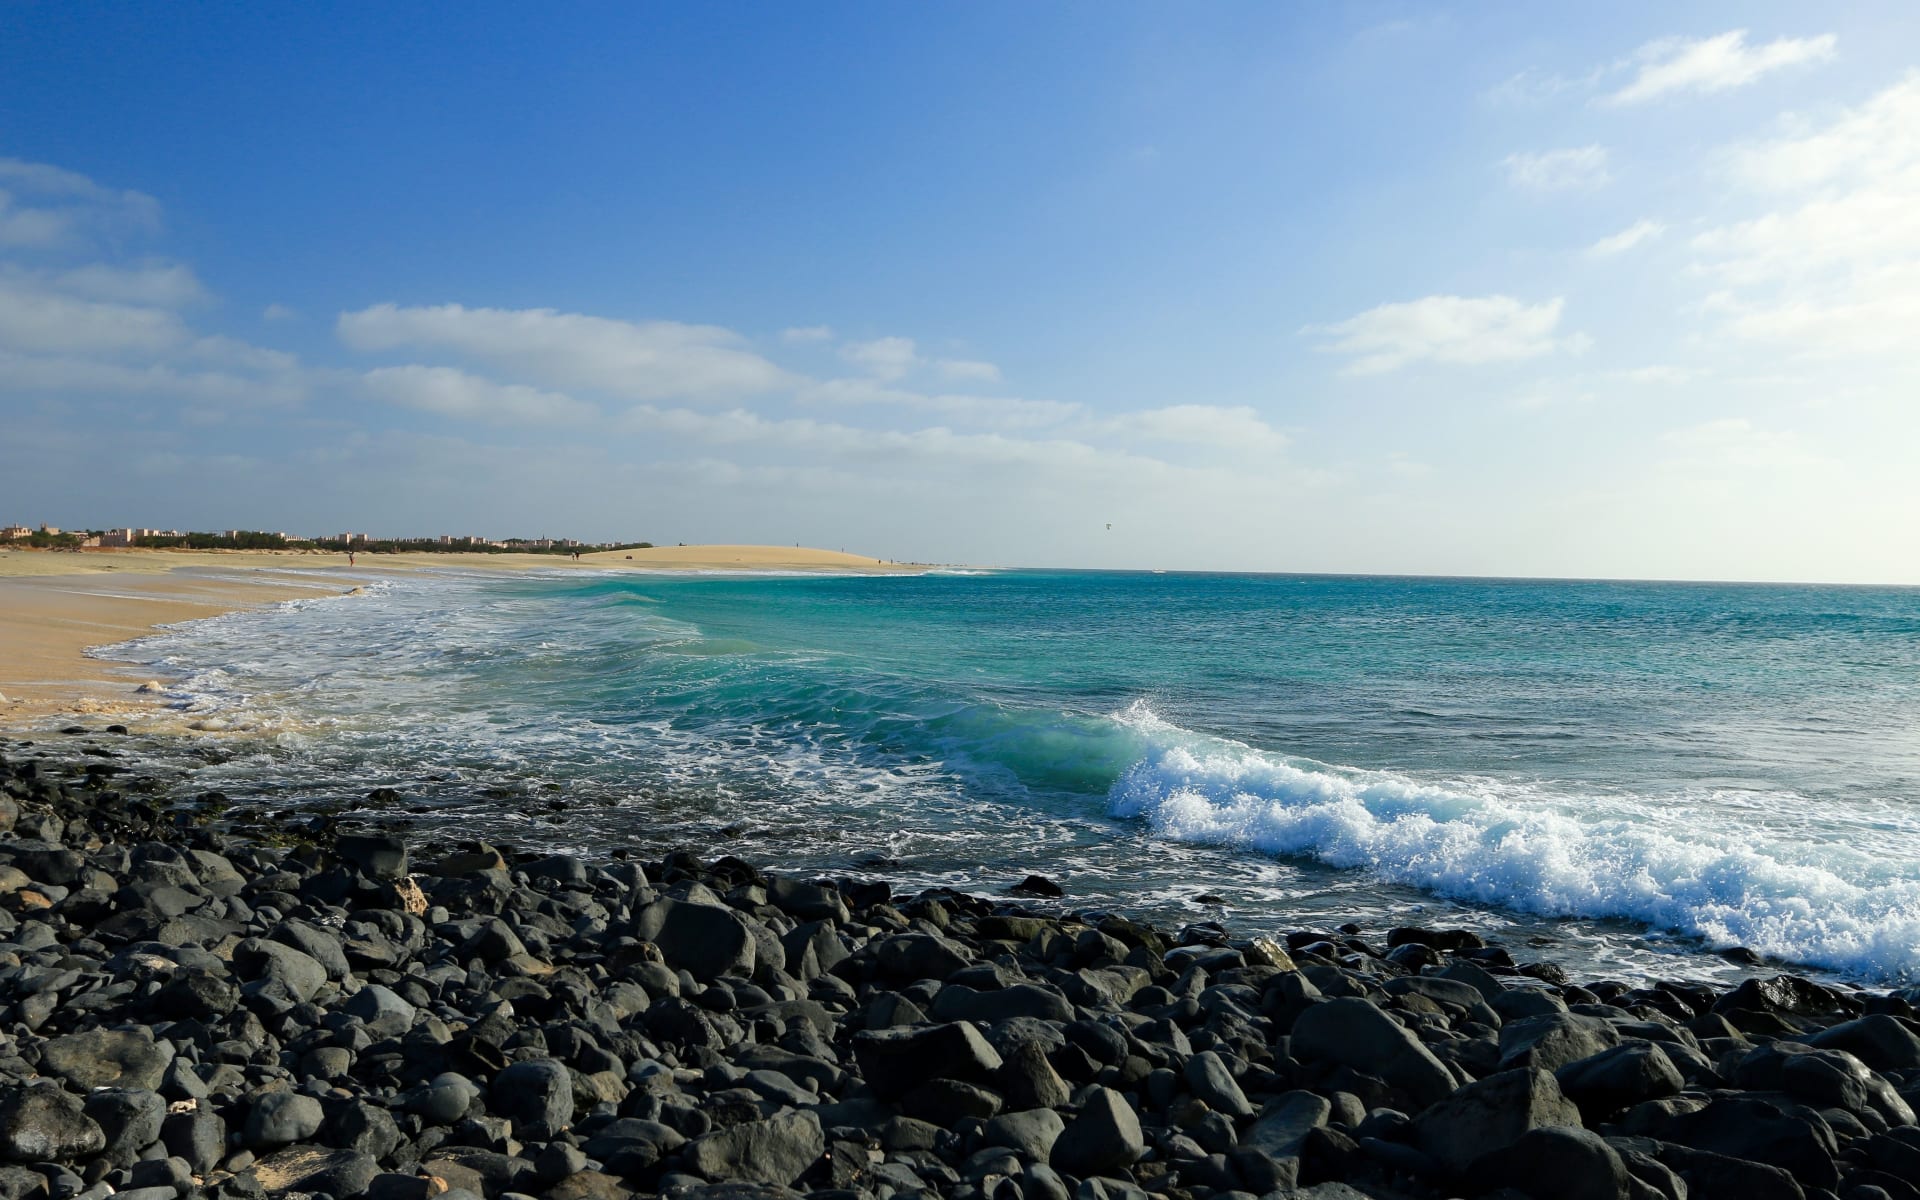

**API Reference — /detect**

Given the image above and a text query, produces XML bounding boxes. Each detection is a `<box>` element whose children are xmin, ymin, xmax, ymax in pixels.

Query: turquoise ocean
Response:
<box><xmin>104</xmin><ymin>568</ymin><xmax>1920</xmax><ymax>984</ymax></box>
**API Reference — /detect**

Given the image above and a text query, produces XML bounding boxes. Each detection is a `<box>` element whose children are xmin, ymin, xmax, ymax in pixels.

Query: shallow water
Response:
<box><xmin>99</xmin><ymin>567</ymin><xmax>1920</xmax><ymax>985</ymax></box>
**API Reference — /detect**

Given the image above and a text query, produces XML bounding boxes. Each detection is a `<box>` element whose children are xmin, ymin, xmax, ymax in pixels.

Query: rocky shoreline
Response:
<box><xmin>3</xmin><ymin>736</ymin><xmax>1919</xmax><ymax>1200</ymax></box>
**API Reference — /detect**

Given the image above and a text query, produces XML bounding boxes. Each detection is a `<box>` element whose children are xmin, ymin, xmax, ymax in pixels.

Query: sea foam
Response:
<box><xmin>1109</xmin><ymin>700</ymin><xmax>1920</xmax><ymax>979</ymax></box>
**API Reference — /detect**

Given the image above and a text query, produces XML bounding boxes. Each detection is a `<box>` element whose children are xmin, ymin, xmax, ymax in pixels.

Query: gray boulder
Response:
<box><xmin>1291</xmin><ymin>997</ymin><xmax>1457</xmax><ymax>1107</ymax></box>
<box><xmin>685</xmin><ymin>1110</ymin><xmax>825</xmax><ymax>1186</ymax></box>
<box><xmin>853</xmin><ymin>1021</ymin><xmax>1003</xmax><ymax>1099</ymax></box>
<box><xmin>81</xmin><ymin>1089</ymin><xmax>165</xmax><ymax>1164</ymax></box>
<box><xmin>493</xmin><ymin>1058</ymin><xmax>575</xmax><ymax>1140</ymax></box>
<box><xmin>1184</xmin><ymin>1051</ymin><xmax>1255</xmax><ymax>1118</ymax></box>
<box><xmin>1472</xmin><ymin>1127</ymin><xmax>1630</xmax><ymax>1200</ymax></box>
<box><xmin>344</xmin><ymin>983</ymin><xmax>417</xmax><ymax>1036</ymax></box>
<box><xmin>1242</xmin><ymin>1091</ymin><xmax>1331</xmax><ymax>1159</ymax></box>
<box><xmin>40</xmin><ymin>1029</ymin><xmax>173</xmax><ymax>1091</ymax></box>
<box><xmin>232</xmin><ymin>937</ymin><xmax>328</xmax><ymax>1003</ymax></box>
<box><xmin>998</xmin><ymin>1040</ymin><xmax>1072</xmax><ymax>1110</ymax></box>
<box><xmin>1412</xmin><ymin>1068</ymin><xmax>1582</xmax><ymax>1174</ymax></box>
<box><xmin>244</xmin><ymin>1092</ymin><xmax>324</xmax><ymax>1150</ymax></box>
<box><xmin>1555</xmin><ymin>1042</ymin><xmax>1685</xmax><ymax>1118</ymax></box>
<box><xmin>0</xmin><ymin>1083</ymin><xmax>105</xmax><ymax>1162</ymax></box>
<box><xmin>982</xmin><ymin>1109</ymin><xmax>1066</xmax><ymax>1161</ymax></box>
<box><xmin>1050</xmin><ymin>1087</ymin><xmax>1144</xmax><ymax>1178</ymax></box>
<box><xmin>1808</xmin><ymin>1014</ymin><xmax>1920</xmax><ymax>1071</ymax></box>
<box><xmin>1498</xmin><ymin>1012</ymin><xmax>1619</xmax><ymax>1073</ymax></box>
<box><xmin>634</xmin><ymin>897</ymin><xmax>756</xmax><ymax>981</ymax></box>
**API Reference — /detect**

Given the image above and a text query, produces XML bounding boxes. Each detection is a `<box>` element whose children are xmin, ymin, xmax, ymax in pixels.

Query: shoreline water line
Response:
<box><xmin>30</xmin><ymin>568</ymin><xmax>1920</xmax><ymax>987</ymax></box>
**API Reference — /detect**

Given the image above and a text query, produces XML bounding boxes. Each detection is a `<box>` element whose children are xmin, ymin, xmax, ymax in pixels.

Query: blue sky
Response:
<box><xmin>3</xmin><ymin>3</ymin><xmax>1918</xmax><ymax>580</ymax></box>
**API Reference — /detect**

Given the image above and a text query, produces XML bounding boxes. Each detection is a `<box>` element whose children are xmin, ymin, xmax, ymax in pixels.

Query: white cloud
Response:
<box><xmin>189</xmin><ymin>335</ymin><xmax>300</xmax><ymax>373</ymax></box>
<box><xmin>1587</xmin><ymin>219</ymin><xmax>1666</xmax><ymax>257</ymax></box>
<box><xmin>1502</xmin><ymin>145</ymin><xmax>1610</xmax><ymax>191</ymax></box>
<box><xmin>1309</xmin><ymin>294</ymin><xmax>1583</xmax><ymax>374</ymax></box>
<box><xmin>1605</xmin><ymin>30</ymin><xmax>1837</xmax><ymax>106</ymax></box>
<box><xmin>362</xmin><ymin>365</ymin><xmax>596</xmax><ymax>425</ymax></box>
<box><xmin>780</xmin><ymin>325</ymin><xmax>833</xmax><ymax>343</ymax></box>
<box><xmin>0</xmin><ymin>276</ymin><xmax>188</xmax><ymax>354</ymax></box>
<box><xmin>1614</xmin><ymin>365</ymin><xmax>1697</xmax><ymax>385</ymax></box>
<box><xmin>263</xmin><ymin>303</ymin><xmax>298</xmax><ymax>322</ymax></box>
<box><xmin>27</xmin><ymin>261</ymin><xmax>206</xmax><ymax>307</ymax></box>
<box><xmin>336</xmin><ymin>302</ymin><xmax>791</xmax><ymax>400</ymax></box>
<box><xmin>0</xmin><ymin>351</ymin><xmax>305</xmax><ymax>409</ymax></box>
<box><xmin>1090</xmin><ymin>405</ymin><xmax>1290</xmax><ymax>455</ymax></box>
<box><xmin>1692</xmin><ymin>75</ymin><xmax>1920</xmax><ymax>354</ymax></box>
<box><xmin>1385</xmin><ymin>452</ymin><xmax>1433</xmax><ymax>479</ymax></box>
<box><xmin>1729</xmin><ymin>71</ymin><xmax>1920</xmax><ymax>191</ymax></box>
<box><xmin>0</xmin><ymin>158</ymin><xmax>162</xmax><ymax>247</ymax></box>
<box><xmin>1657</xmin><ymin>417</ymin><xmax>1826</xmax><ymax>470</ymax></box>
<box><xmin>799</xmin><ymin>377</ymin><xmax>1082</xmax><ymax>430</ymax></box>
<box><xmin>936</xmin><ymin>358</ymin><xmax>1001</xmax><ymax>383</ymax></box>
<box><xmin>839</xmin><ymin>336</ymin><xmax>921</xmax><ymax>381</ymax></box>
<box><xmin>1483</xmin><ymin>67</ymin><xmax>1600</xmax><ymax>107</ymax></box>
<box><xmin>625</xmin><ymin>404</ymin><xmax>1121</xmax><ymax>472</ymax></box>
<box><xmin>0</xmin><ymin>192</ymin><xmax>75</xmax><ymax>249</ymax></box>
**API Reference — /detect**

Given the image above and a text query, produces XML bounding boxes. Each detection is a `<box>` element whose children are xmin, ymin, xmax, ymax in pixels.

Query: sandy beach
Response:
<box><xmin>0</xmin><ymin>544</ymin><xmax>918</xmax><ymax>727</ymax></box>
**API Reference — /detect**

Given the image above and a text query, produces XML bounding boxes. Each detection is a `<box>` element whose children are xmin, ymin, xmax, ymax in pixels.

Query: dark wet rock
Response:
<box><xmin>410</xmin><ymin>1072</ymin><xmax>482</xmax><ymax>1125</ymax></box>
<box><xmin>79</xmin><ymin>1089</ymin><xmax>163</xmax><ymax>1165</ymax></box>
<box><xmin>492</xmin><ymin>1058</ymin><xmax>574</xmax><ymax>1140</ymax></box>
<box><xmin>242</xmin><ymin>1092</ymin><xmax>324</xmax><ymax>1150</ymax></box>
<box><xmin>1649</xmin><ymin>1140</ymin><xmax>1808</xmax><ymax>1200</ymax></box>
<box><xmin>1556</xmin><ymin>1042</ymin><xmax>1686</xmax><ymax>1118</ymax></box>
<box><xmin>0</xmin><ymin>1083</ymin><xmax>105</xmax><ymax>1163</ymax></box>
<box><xmin>1500</xmin><ymin>1012</ymin><xmax>1621</xmax><ymax>1074</ymax></box>
<box><xmin>1243</xmin><ymin>1091</ymin><xmax>1332</xmax><ymax>1159</ymax></box>
<box><xmin>983</xmin><ymin>1108</ymin><xmax>1066</xmax><ymax>1160</ymax></box>
<box><xmin>271</xmin><ymin>917</ymin><xmax>352</xmax><ymax>979</ymax></box>
<box><xmin>870</xmin><ymin>932</ymin><xmax>973</xmax><ymax>980</ymax></box>
<box><xmin>999</xmin><ymin>1039</ymin><xmax>1073</xmax><ymax>1110</ymax></box>
<box><xmin>345</xmin><ymin>981</ymin><xmax>418</xmax><ymax>1035</ymax></box>
<box><xmin>634</xmin><ymin>897</ymin><xmax>756</xmax><ymax>981</ymax></box>
<box><xmin>902</xmin><ymin>1077</ymin><xmax>1003</xmax><ymax>1125</ymax></box>
<box><xmin>685</xmin><ymin>1110</ymin><xmax>825</xmax><ymax>1187</ymax></box>
<box><xmin>1473</xmin><ymin>1126</ymin><xmax>1630</xmax><ymax>1200</ymax></box>
<box><xmin>1389</xmin><ymin>926</ymin><xmax>1486</xmax><ymax>951</ymax></box>
<box><xmin>932</xmin><ymin>982</ymin><xmax>1074</xmax><ymax>1024</ymax></box>
<box><xmin>155</xmin><ymin>965</ymin><xmax>240</xmax><ymax>1018</ymax></box>
<box><xmin>1051</xmin><ymin>1087</ymin><xmax>1145</xmax><ymax>1178</ymax></box>
<box><xmin>1292</xmin><ymin>997</ymin><xmax>1457</xmax><ymax>1107</ymax></box>
<box><xmin>39</xmin><ymin>1029</ymin><xmax>173</xmax><ymax>1092</ymax></box>
<box><xmin>335</xmin><ymin>833</ymin><xmax>409</xmax><ymax>879</ymax></box>
<box><xmin>1185</xmin><ymin>1050</ymin><xmax>1256</xmax><ymax>1118</ymax></box>
<box><xmin>1724</xmin><ymin>972</ymin><xmax>1858</xmax><ymax>1014</ymax></box>
<box><xmin>1664</xmin><ymin>1095</ymin><xmax>1838</xmax><ymax>1190</ymax></box>
<box><xmin>160</xmin><ymin>1107</ymin><xmax>226</xmax><ymax>1175</ymax></box>
<box><xmin>853</xmin><ymin>1021</ymin><xmax>1003</xmax><ymax>1098</ymax></box>
<box><xmin>1009</xmin><ymin>874</ymin><xmax>1064</xmax><ymax>898</ymax></box>
<box><xmin>1809</xmin><ymin>1014</ymin><xmax>1920</xmax><ymax>1071</ymax></box>
<box><xmin>1412</xmin><ymin>1068</ymin><xmax>1583</xmax><ymax>1174</ymax></box>
<box><xmin>232</xmin><ymin>936</ymin><xmax>328</xmax><ymax>1003</ymax></box>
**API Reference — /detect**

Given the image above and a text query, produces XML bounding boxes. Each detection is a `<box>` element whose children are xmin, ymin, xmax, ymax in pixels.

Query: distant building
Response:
<box><xmin>100</xmin><ymin>529</ymin><xmax>136</xmax><ymax>547</ymax></box>
<box><xmin>1</xmin><ymin>525</ymin><xmax>30</xmax><ymax>540</ymax></box>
